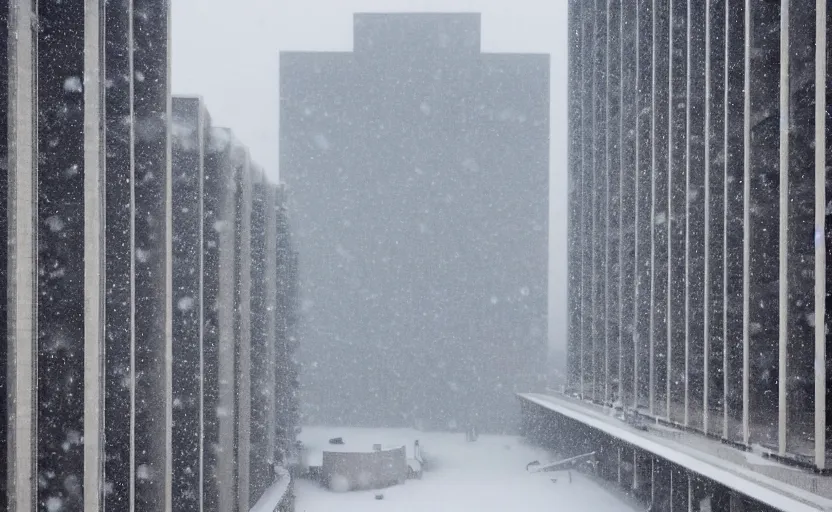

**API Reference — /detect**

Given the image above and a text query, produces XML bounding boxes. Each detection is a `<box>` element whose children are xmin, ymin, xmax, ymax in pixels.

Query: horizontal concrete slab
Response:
<box><xmin>519</xmin><ymin>393</ymin><xmax>832</xmax><ymax>512</ymax></box>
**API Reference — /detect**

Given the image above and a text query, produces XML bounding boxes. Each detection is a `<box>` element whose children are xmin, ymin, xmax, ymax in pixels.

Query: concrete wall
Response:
<box><xmin>566</xmin><ymin>0</ymin><xmax>831</xmax><ymax>469</ymax></box>
<box><xmin>0</xmin><ymin>6</ymin><xmax>298</xmax><ymax>510</ymax></box>
<box><xmin>281</xmin><ymin>13</ymin><xmax>549</xmax><ymax>433</ymax></box>
<box><xmin>322</xmin><ymin>446</ymin><xmax>408</xmax><ymax>491</ymax></box>
<box><xmin>520</xmin><ymin>398</ymin><xmax>779</xmax><ymax>512</ymax></box>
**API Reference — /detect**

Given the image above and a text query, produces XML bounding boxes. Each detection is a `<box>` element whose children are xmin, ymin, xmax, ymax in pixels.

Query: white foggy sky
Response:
<box><xmin>171</xmin><ymin>0</ymin><xmax>567</xmax><ymax>354</ymax></box>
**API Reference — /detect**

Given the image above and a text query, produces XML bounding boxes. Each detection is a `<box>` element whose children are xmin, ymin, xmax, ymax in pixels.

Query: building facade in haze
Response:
<box><xmin>0</xmin><ymin>4</ymin><xmax>298</xmax><ymax>510</ymax></box>
<box><xmin>281</xmin><ymin>13</ymin><xmax>549</xmax><ymax>433</ymax></box>
<box><xmin>519</xmin><ymin>1</ymin><xmax>832</xmax><ymax>511</ymax></box>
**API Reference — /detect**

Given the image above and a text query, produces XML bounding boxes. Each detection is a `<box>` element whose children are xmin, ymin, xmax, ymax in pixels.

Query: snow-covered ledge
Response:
<box><xmin>250</xmin><ymin>467</ymin><xmax>292</xmax><ymax>512</ymax></box>
<box><xmin>519</xmin><ymin>393</ymin><xmax>832</xmax><ymax>512</ymax></box>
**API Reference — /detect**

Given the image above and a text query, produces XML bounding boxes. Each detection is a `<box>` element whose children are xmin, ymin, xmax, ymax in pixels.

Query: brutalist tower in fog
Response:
<box><xmin>281</xmin><ymin>13</ymin><xmax>549</xmax><ymax>432</ymax></box>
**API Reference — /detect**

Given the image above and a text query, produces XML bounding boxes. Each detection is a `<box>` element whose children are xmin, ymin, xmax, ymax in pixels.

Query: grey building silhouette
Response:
<box><xmin>281</xmin><ymin>13</ymin><xmax>549</xmax><ymax>432</ymax></box>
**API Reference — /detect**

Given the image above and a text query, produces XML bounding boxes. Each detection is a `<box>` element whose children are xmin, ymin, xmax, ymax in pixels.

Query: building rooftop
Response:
<box><xmin>353</xmin><ymin>12</ymin><xmax>481</xmax><ymax>54</ymax></box>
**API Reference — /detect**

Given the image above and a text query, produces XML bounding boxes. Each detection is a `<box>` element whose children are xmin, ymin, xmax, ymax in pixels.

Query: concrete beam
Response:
<box><xmin>0</xmin><ymin>0</ymin><xmax>10</xmax><ymax>505</ymax></box>
<box><xmin>84</xmin><ymin>0</ymin><xmax>107</xmax><ymax>508</ymax></box>
<box><xmin>7</xmin><ymin>1</ymin><xmax>38</xmax><ymax>509</ymax></box>
<box><xmin>813</xmin><ymin>0</ymin><xmax>827</xmax><ymax>471</ymax></box>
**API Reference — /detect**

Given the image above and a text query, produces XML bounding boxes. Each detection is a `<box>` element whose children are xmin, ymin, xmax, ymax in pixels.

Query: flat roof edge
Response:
<box><xmin>517</xmin><ymin>393</ymin><xmax>832</xmax><ymax>512</ymax></box>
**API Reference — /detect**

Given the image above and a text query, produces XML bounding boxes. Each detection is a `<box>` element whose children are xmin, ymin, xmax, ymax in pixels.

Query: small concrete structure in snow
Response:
<box><xmin>322</xmin><ymin>444</ymin><xmax>408</xmax><ymax>492</ymax></box>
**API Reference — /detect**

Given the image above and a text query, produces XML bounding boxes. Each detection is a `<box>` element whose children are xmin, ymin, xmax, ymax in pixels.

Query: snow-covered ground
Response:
<box><xmin>295</xmin><ymin>427</ymin><xmax>639</xmax><ymax>511</ymax></box>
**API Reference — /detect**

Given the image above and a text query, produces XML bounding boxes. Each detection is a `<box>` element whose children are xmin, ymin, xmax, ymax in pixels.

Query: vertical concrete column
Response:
<box><xmin>650</xmin><ymin>458</ymin><xmax>657</xmax><ymax>508</ymax></box>
<box><xmin>784</xmin><ymin>0</ymin><xmax>817</xmax><ymax>458</ymax></box>
<box><xmin>36</xmin><ymin>2</ymin><xmax>87</xmax><ymax>509</ymax></box>
<box><xmin>606</xmin><ymin>0</ymin><xmax>622</xmax><ymax>405</ymax></box>
<box><xmin>232</xmin><ymin>144</ymin><xmax>253</xmax><ymax>512</ymax></box>
<box><xmin>215</xmin><ymin>128</ymin><xmax>239</xmax><ymax>512</ymax></box>
<box><xmin>723</xmin><ymin>0</ymin><xmax>735</xmax><ymax>441</ymax></box>
<box><xmin>171</xmin><ymin>96</ymin><xmax>207</xmax><ymax>511</ymax></box>
<box><xmin>813</xmin><ymin>0</ymin><xmax>827</xmax><ymax>470</ymax></box>
<box><xmin>580</xmin><ymin>1</ymin><xmax>595</xmax><ymax>398</ymax></box>
<box><xmin>84</xmin><ymin>0</ymin><xmax>107</xmax><ymax>508</ymax></box>
<box><xmin>705</xmin><ymin>0</ymin><xmax>727</xmax><ymax>438</ymax></box>
<box><xmin>686</xmin><ymin>0</ymin><xmax>707</xmax><ymax>432</ymax></box>
<box><xmin>668</xmin><ymin>0</ymin><xmax>688</xmax><ymax>424</ymax></box>
<box><xmin>264</xmin><ymin>184</ymin><xmax>279</xmax><ymax>472</ymax></box>
<box><xmin>650</xmin><ymin>0</ymin><xmax>671</xmax><ymax>417</ymax></box>
<box><xmin>7</xmin><ymin>1</ymin><xmax>38</xmax><ymax>510</ymax></box>
<box><xmin>633</xmin><ymin>451</ymin><xmax>652</xmax><ymax>502</ymax></box>
<box><xmin>777</xmin><ymin>0</ymin><xmax>790</xmax><ymax>455</ymax></box>
<box><xmin>592</xmin><ymin>1</ymin><xmax>609</xmax><ymax>402</ymax></box>
<box><xmin>567</xmin><ymin>0</ymin><xmax>583</xmax><ymax>394</ymax></box>
<box><xmin>249</xmin><ymin>170</ymin><xmax>279</xmax><ymax>500</ymax></box>
<box><xmin>740</xmin><ymin>0</ymin><xmax>752</xmax><ymax>446</ymax></box>
<box><xmin>619</xmin><ymin>0</ymin><xmax>638</xmax><ymax>408</ymax></box>
<box><xmin>724</xmin><ymin>0</ymin><xmax>746</xmax><ymax>444</ymax></box>
<box><xmin>203</xmin><ymin>127</ymin><xmax>235</xmax><ymax>511</ymax></box>
<box><xmin>652</xmin><ymin>460</ymin><xmax>672</xmax><ymax>510</ymax></box>
<box><xmin>103</xmin><ymin>0</ymin><xmax>135</xmax><ymax>507</ymax></box>
<box><xmin>746</xmin><ymin>0</ymin><xmax>782</xmax><ymax>447</ymax></box>
<box><xmin>248</xmin><ymin>168</ymin><xmax>266</xmax><ymax>499</ymax></box>
<box><xmin>671</xmin><ymin>466</ymin><xmax>689</xmax><ymax>511</ymax></box>
<box><xmin>635</xmin><ymin>0</ymin><xmax>653</xmax><ymax>410</ymax></box>
<box><xmin>0</xmin><ymin>0</ymin><xmax>11</xmax><ymax>505</ymax></box>
<box><xmin>132</xmin><ymin>0</ymin><xmax>172</xmax><ymax>508</ymax></box>
<box><xmin>274</xmin><ymin>185</ymin><xmax>299</xmax><ymax>458</ymax></box>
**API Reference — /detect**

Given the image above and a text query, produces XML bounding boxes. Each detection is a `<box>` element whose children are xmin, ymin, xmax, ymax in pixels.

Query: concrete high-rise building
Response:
<box><xmin>281</xmin><ymin>13</ymin><xmax>550</xmax><ymax>432</ymax></box>
<box><xmin>520</xmin><ymin>1</ymin><xmax>832</xmax><ymax>511</ymax></box>
<box><xmin>0</xmin><ymin>4</ymin><xmax>298</xmax><ymax>510</ymax></box>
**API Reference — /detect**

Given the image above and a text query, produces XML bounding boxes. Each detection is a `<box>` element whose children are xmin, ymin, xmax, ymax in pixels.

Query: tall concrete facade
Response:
<box><xmin>520</xmin><ymin>1</ymin><xmax>832</xmax><ymax>511</ymax></box>
<box><xmin>281</xmin><ymin>13</ymin><xmax>550</xmax><ymax>432</ymax></box>
<box><xmin>0</xmin><ymin>4</ymin><xmax>299</xmax><ymax>511</ymax></box>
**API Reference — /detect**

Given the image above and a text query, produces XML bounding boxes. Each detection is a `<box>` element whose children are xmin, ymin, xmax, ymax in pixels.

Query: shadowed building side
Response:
<box><xmin>1</xmin><ymin>5</ymin><xmax>298</xmax><ymax>508</ymax></box>
<box><xmin>0</xmin><ymin>0</ymin><xmax>9</xmax><ymax>504</ymax></box>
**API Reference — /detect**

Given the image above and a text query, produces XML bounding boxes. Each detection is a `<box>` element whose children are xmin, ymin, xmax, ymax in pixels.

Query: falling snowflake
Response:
<box><xmin>45</xmin><ymin>497</ymin><xmax>63</xmax><ymax>512</ymax></box>
<box><xmin>136</xmin><ymin>248</ymin><xmax>150</xmax><ymax>263</ymax></box>
<box><xmin>178</xmin><ymin>296</ymin><xmax>195</xmax><ymax>312</ymax></box>
<box><xmin>313</xmin><ymin>134</ymin><xmax>331</xmax><ymax>151</ymax></box>
<box><xmin>44</xmin><ymin>216</ymin><xmax>65</xmax><ymax>232</ymax></box>
<box><xmin>63</xmin><ymin>76</ymin><xmax>82</xmax><ymax>93</ymax></box>
<box><xmin>137</xmin><ymin>464</ymin><xmax>151</xmax><ymax>480</ymax></box>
